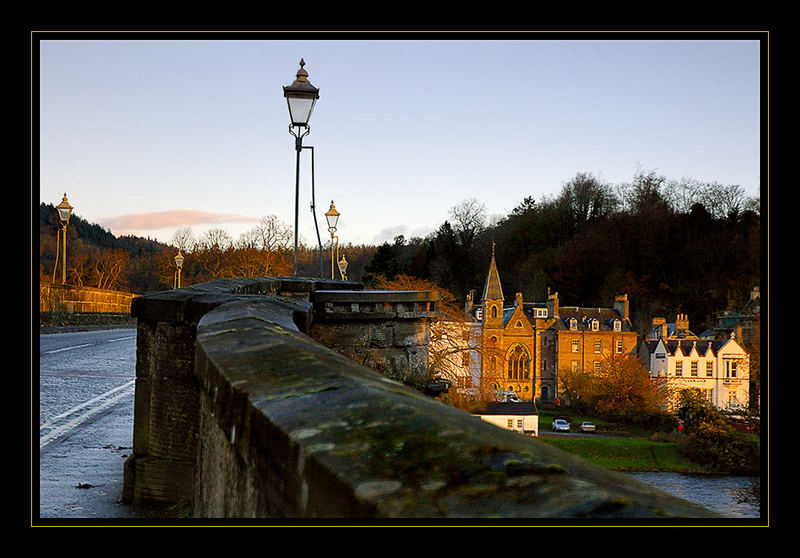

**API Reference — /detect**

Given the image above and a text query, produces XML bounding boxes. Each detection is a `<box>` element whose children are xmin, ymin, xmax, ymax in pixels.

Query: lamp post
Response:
<box><xmin>173</xmin><ymin>250</ymin><xmax>184</xmax><ymax>289</ymax></box>
<box><xmin>325</xmin><ymin>200</ymin><xmax>340</xmax><ymax>280</ymax></box>
<box><xmin>337</xmin><ymin>253</ymin><xmax>348</xmax><ymax>281</ymax></box>
<box><xmin>55</xmin><ymin>193</ymin><xmax>73</xmax><ymax>284</ymax></box>
<box><xmin>284</xmin><ymin>59</ymin><xmax>320</xmax><ymax>276</ymax></box>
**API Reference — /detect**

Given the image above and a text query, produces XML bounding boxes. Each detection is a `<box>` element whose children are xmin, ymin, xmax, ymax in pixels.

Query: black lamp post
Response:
<box><xmin>284</xmin><ymin>59</ymin><xmax>320</xmax><ymax>276</ymax></box>
<box><xmin>54</xmin><ymin>193</ymin><xmax>73</xmax><ymax>284</ymax></box>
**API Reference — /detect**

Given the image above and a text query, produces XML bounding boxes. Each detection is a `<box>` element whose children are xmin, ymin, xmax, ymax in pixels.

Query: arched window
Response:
<box><xmin>506</xmin><ymin>344</ymin><xmax>531</xmax><ymax>380</ymax></box>
<box><xmin>491</xmin><ymin>305</ymin><xmax>498</xmax><ymax>319</ymax></box>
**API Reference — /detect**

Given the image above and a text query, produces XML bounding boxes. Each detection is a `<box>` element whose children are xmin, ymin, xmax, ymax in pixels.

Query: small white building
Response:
<box><xmin>473</xmin><ymin>402</ymin><xmax>539</xmax><ymax>436</ymax></box>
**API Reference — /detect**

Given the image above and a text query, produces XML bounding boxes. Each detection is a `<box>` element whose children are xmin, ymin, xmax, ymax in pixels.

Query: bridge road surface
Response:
<box><xmin>37</xmin><ymin>327</ymin><xmax>171</xmax><ymax>522</ymax></box>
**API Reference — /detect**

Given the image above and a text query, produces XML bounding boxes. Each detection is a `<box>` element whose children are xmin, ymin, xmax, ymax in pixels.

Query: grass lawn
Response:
<box><xmin>538</xmin><ymin>435</ymin><xmax>705</xmax><ymax>473</ymax></box>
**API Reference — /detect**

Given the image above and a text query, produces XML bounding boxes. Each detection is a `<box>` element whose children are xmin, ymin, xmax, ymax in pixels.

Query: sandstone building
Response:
<box><xmin>438</xmin><ymin>246</ymin><xmax>638</xmax><ymax>404</ymax></box>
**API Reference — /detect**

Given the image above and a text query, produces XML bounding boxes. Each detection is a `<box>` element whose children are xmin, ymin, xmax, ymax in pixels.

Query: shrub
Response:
<box><xmin>679</xmin><ymin>421</ymin><xmax>760</xmax><ymax>475</ymax></box>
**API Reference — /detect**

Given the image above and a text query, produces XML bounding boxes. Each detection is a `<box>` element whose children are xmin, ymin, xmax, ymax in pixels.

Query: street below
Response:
<box><xmin>37</xmin><ymin>327</ymin><xmax>166</xmax><ymax>522</ymax></box>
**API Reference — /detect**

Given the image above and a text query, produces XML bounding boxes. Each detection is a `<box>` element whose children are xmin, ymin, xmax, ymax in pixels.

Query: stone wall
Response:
<box><xmin>40</xmin><ymin>282</ymin><xmax>138</xmax><ymax>313</ymax></box>
<box><xmin>123</xmin><ymin>276</ymin><xmax>720</xmax><ymax>520</ymax></box>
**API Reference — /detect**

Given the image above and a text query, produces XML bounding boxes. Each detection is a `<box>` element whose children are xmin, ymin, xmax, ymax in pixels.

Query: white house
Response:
<box><xmin>639</xmin><ymin>333</ymin><xmax>749</xmax><ymax>411</ymax></box>
<box><xmin>473</xmin><ymin>402</ymin><xmax>539</xmax><ymax>436</ymax></box>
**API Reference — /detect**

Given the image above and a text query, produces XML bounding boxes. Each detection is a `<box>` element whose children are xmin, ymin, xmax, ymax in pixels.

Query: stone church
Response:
<box><xmin>459</xmin><ymin>245</ymin><xmax>639</xmax><ymax>403</ymax></box>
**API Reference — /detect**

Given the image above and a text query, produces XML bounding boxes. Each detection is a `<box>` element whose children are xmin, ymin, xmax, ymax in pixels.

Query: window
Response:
<box><xmin>590</xmin><ymin>319</ymin><xmax>599</xmax><ymax>331</ymax></box>
<box><xmin>613</xmin><ymin>320</ymin><xmax>621</xmax><ymax>332</ymax></box>
<box><xmin>507</xmin><ymin>345</ymin><xmax>531</xmax><ymax>380</ymax></box>
<box><xmin>536</xmin><ymin>308</ymin><xmax>547</xmax><ymax>318</ymax></box>
<box><xmin>616</xmin><ymin>340</ymin><xmax>624</xmax><ymax>354</ymax></box>
<box><xmin>569</xmin><ymin>318</ymin><xmax>578</xmax><ymax>330</ymax></box>
<box><xmin>507</xmin><ymin>419</ymin><xmax>514</xmax><ymax>428</ymax></box>
<box><xmin>491</xmin><ymin>306</ymin><xmax>498</xmax><ymax>319</ymax></box>
<box><xmin>706</xmin><ymin>362</ymin><xmax>713</xmax><ymax>377</ymax></box>
<box><xmin>490</xmin><ymin>356</ymin><xmax>497</xmax><ymax>370</ymax></box>
<box><xmin>593</xmin><ymin>361</ymin><xmax>601</xmax><ymax>372</ymax></box>
<box><xmin>594</xmin><ymin>340</ymin><xmax>602</xmax><ymax>353</ymax></box>
<box><xmin>517</xmin><ymin>419</ymin><xmax>524</xmax><ymax>429</ymax></box>
<box><xmin>572</xmin><ymin>339</ymin><xmax>580</xmax><ymax>353</ymax></box>
<box><xmin>726</xmin><ymin>360</ymin><xmax>738</xmax><ymax>379</ymax></box>
<box><xmin>691</xmin><ymin>361</ymin><xmax>698</xmax><ymax>377</ymax></box>
<box><xmin>515</xmin><ymin>320</ymin><xmax>523</xmax><ymax>328</ymax></box>
<box><xmin>675</xmin><ymin>361</ymin><xmax>683</xmax><ymax>377</ymax></box>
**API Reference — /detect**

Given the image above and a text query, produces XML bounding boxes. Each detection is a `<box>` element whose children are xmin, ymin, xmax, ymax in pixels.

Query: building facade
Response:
<box><xmin>638</xmin><ymin>316</ymin><xmax>750</xmax><ymax>411</ymax></box>
<box><xmin>442</xmin><ymin>246</ymin><xmax>638</xmax><ymax>404</ymax></box>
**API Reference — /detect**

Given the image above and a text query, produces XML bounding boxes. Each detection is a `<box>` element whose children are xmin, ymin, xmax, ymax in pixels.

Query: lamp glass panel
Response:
<box><xmin>287</xmin><ymin>97</ymin><xmax>316</xmax><ymax>126</ymax></box>
<box><xmin>326</xmin><ymin>212</ymin><xmax>339</xmax><ymax>229</ymax></box>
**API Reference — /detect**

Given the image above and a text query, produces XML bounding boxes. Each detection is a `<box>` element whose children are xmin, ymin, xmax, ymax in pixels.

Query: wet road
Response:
<box><xmin>37</xmin><ymin>327</ymin><xmax>165</xmax><ymax>522</ymax></box>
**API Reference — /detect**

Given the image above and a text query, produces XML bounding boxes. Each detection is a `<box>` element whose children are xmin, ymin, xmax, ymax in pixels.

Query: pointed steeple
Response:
<box><xmin>481</xmin><ymin>242</ymin><xmax>504</xmax><ymax>302</ymax></box>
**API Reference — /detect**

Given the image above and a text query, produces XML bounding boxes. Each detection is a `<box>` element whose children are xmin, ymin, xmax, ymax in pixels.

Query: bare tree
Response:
<box><xmin>449</xmin><ymin>197</ymin><xmax>486</xmax><ymax>250</ymax></box>
<box><xmin>236</xmin><ymin>215</ymin><xmax>292</xmax><ymax>252</ymax></box>
<box><xmin>171</xmin><ymin>225</ymin><xmax>195</xmax><ymax>252</ymax></box>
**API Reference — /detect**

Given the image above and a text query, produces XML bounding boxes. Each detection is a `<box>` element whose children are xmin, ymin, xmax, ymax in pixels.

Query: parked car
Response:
<box><xmin>579</xmin><ymin>421</ymin><xmax>596</xmax><ymax>433</ymax></box>
<box><xmin>551</xmin><ymin>419</ymin><xmax>570</xmax><ymax>432</ymax></box>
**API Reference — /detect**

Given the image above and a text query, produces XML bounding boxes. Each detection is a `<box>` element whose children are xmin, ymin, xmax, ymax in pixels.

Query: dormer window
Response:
<box><xmin>590</xmin><ymin>319</ymin><xmax>599</xmax><ymax>331</ymax></box>
<box><xmin>612</xmin><ymin>319</ymin><xmax>621</xmax><ymax>332</ymax></box>
<box><xmin>569</xmin><ymin>318</ymin><xmax>578</xmax><ymax>331</ymax></box>
<box><xmin>535</xmin><ymin>308</ymin><xmax>547</xmax><ymax>318</ymax></box>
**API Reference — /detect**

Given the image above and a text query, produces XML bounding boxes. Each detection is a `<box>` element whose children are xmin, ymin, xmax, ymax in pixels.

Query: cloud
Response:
<box><xmin>99</xmin><ymin>209</ymin><xmax>261</xmax><ymax>232</ymax></box>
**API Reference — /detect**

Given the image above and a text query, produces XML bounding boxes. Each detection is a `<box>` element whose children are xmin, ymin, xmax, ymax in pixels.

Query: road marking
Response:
<box><xmin>107</xmin><ymin>336</ymin><xmax>135</xmax><ymax>342</ymax></box>
<box><xmin>39</xmin><ymin>379</ymin><xmax>135</xmax><ymax>448</ymax></box>
<box><xmin>43</xmin><ymin>343</ymin><xmax>92</xmax><ymax>354</ymax></box>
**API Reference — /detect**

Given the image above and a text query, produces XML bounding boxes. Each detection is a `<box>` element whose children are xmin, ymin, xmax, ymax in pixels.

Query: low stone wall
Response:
<box><xmin>40</xmin><ymin>282</ymin><xmax>138</xmax><ymax>313</ymax></box>
<box><xmin>123</xmin><ymin>276</ymin><xmax>720</xmax><ymax>520</ymax></box>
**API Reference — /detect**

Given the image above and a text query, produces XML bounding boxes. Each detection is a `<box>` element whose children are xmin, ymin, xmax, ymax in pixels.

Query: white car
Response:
<box><xmin>579</xmin><ymin>421</ymin><xmax>596</xmax><ymax>433</ymax></box>
<box><xmin>551</xmin><ymin>419</ymin><xmax>570</xmax><ymax>432</ymax></box>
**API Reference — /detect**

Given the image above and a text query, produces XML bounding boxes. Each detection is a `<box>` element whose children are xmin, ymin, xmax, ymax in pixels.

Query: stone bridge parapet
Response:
<box><xmin>122</xmin><ymin>276</ymin><xmax>719</xmax><ymax>520</ymax></box>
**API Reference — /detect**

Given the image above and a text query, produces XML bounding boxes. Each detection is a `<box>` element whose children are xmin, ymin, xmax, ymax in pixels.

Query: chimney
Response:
<box><xmin>614</xmin><ymin>294</ymin><xmax>629</xmax><ymax>321</ymax></box>
<box><xmin>465</xmin><ymin>289</ymin><xmax>475</xmax><ymax>313</ymax></box>
<box><xmin>652</xmin><ymin>317</ymin><xmax>667</xmax><ymax>340</ymax></box>
<box><xmin>515</xmin><ymin>292</ymin><xmax>524</xmax><ymax>307</ymax></box>
<box><xmin>547</xmin><ymin>290</ymin><xmax>559</xmax><ymax>318</ymax></box>
<box><xmin>675</xmin><ymin>313</ymin><xmax>689</xmax><ymax>332</ymax></box>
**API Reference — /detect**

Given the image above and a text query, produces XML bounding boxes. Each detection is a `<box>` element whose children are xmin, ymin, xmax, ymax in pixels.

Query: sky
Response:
<box><xmin>37</xmin><ymin>34</ymin><xmax>763</xmax><ymax>248</ymax></box>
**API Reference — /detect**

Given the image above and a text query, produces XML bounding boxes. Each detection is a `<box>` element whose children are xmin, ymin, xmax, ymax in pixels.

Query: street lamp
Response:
<box><xmin>54</xmin><ymin>193</ymin><xmax>73</xmax><ymax>284</ymax></box>
<box><xmin>337</xmin><ymin>253</ymin><xmax>349</xmax><ymax>281</ymax></box>
<box><xmin>284</xmin><ymin>59</ymin><xmax>320</xmax><ymax>276</ymax></box>
<box><xmin>325</xmin><ymin>200</ymin><xmax>341</xmax><ymax>280</ymax></box>
<box><xmin>173</xmin><ymin>250</ymin><xmax>184</xmax><ymax>289</ymax></box>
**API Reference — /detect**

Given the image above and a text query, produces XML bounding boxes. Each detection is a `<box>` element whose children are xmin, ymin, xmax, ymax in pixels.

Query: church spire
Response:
<box><xmin>481</xmin><ymin>242</ymin><xmax>504</xmax><ymax>302</ymax></box>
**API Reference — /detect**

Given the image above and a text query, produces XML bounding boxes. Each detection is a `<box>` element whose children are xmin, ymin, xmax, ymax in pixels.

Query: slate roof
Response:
<box><xmin>641</xmin><ymin>338</ymin><xmax>729</xmax><ymax>357</ymax></box>
<box><xmin>555</xmin><ymin>306</ymin><xmax>633</xmax><ymax>332</ymax></box>
<box><xmin>480</xmin><ymin>250</ymin><xmax>504</xmax><ymax>302</ymax></box>
<box><xmin>475</xmin><ymin>402</ymin><xmax>538</xmax><ymax>416</ymax></box>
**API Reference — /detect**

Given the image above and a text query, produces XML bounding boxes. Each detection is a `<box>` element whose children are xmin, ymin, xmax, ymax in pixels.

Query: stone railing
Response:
<box><xmin>122</xmin><ymin>276</ymin><xmax>719</xmax><ymax>520</ymax></box>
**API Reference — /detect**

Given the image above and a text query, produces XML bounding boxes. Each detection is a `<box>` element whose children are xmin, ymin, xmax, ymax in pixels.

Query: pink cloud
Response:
<box><xmin>99</xmin><ymin>209</ymin><xmax>261</xmax><ymax>232</ymax></box>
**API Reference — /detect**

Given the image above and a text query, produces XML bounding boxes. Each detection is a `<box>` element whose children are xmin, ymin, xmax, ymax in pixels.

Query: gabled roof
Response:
<box><xmin>663</xmin><ymin>339</ymin><xmax>728</xmax><ymax>357</ymax></box>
